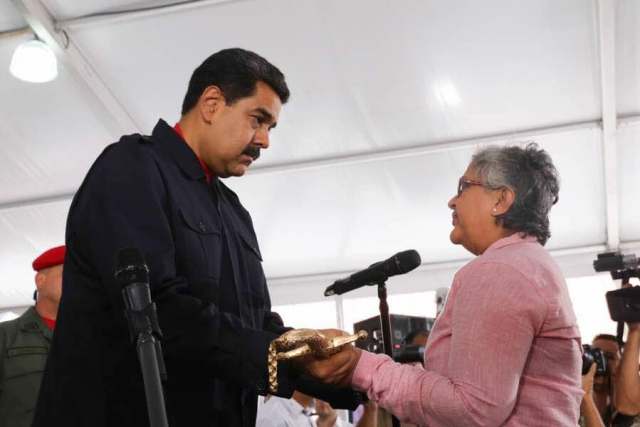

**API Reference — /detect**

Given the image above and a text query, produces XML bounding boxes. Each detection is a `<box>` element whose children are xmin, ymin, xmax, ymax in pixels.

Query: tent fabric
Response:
<box><xmin>0</xmin><ymin>0</ymin><xmax>638</xmax><ymax>308</ymax></box>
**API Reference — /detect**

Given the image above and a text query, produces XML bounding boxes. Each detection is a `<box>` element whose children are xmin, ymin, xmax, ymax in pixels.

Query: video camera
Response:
<box><xmin>593</xmin><ymin>252</ymin><xmax>640</xmax><ymax>323</ymax></box>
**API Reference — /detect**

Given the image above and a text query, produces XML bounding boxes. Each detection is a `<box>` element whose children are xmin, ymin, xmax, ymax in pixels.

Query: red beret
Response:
<box><xmin>32</xmin><ymin>245</ymin><xmax>66</xmax><ymax>271</ymax></box>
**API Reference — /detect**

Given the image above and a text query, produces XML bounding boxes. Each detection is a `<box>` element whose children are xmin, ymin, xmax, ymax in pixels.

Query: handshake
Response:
<box><xmin>269</xmin><ymin>329</ymin><xmax>368</xmax><ymax>393</ymax></box>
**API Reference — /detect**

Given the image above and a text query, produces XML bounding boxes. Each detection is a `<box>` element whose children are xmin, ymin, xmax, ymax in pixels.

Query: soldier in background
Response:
<box><xmin>0</xmin><ymin>245</ymin><xmax>65</xmax><ymax>427</ymax></box>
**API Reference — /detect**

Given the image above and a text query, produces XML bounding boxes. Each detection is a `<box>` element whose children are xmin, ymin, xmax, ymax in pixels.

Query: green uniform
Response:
<box><xmin>0</xmin><ymin>307</ymin><xmax>52</xmax><ymax>427</ymax></box>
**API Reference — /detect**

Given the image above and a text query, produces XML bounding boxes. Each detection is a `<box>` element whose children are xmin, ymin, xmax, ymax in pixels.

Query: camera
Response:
<box><xmin>593</xmin><ymin>252</ymin><xmax>639</xmax><ymax>274</ymax></box>
<box><xmin>582</xmin><ymin>344</ymin><xmax>607</xmax><ymax>376</ymax></box>
<box><xmin>353</xmin><ymin>314</ymin><xmax>433</xmax><ymax>356</ymax></box>
<box><xmin>593</xmin><ymin>251</ymin><xmax>640</xmax><ymax>323</ymax></box>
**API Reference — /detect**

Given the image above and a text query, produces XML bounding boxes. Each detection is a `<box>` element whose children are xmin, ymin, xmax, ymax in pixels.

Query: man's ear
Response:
<box><xmin>35</xmin><ymin>271</ymin><xmax>45</xmax><ymax>290</ymax></box>
<box><xmin>493</xmin><ymin>187</ymin><xmax>515</xmax><ymax>216</ymax></box>
<box><xmin>198</xmin><ymin>85</ymin><xmax>225</xmax><ymax>123</ymax></box>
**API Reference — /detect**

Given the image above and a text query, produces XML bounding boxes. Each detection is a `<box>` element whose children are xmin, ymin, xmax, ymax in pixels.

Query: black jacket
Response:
<box><xmin>33</xmin><ymin>119</ymin><xmax>359</xmax><ymax>427</ymax></box>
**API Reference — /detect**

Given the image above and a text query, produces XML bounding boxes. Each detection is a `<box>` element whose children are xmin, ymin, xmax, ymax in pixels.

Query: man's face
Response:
<box><xmin>592</xmin><ymin>338</ymin><xmax>621</xmax><ymax>391</ymax></box>
<box><xmin>35</xmin><ymin>264</ymin><xmax>63</xmax><ymax>304</ymax></box>
<box><xmin>200</xmin><ymin>81</ymin><xmax>282</xmax><ymax>178</ymax></box>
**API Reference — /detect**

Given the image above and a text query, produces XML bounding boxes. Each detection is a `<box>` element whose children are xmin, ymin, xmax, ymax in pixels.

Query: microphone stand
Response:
<box><xmin>376</xmin><ymin>280</ymin><xmax>401</xmax><ymax>427</ymax></box>
<box><xmin>123</xmin><ymin>284</ymin><xmax>169</xmax><ymax>427</ymax></box>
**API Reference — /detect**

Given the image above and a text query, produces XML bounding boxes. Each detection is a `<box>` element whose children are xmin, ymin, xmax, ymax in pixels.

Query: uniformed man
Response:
<box><xmin>0</xmin><ymin>245</ymin><xmax>65</xmax><ymax>427</ymax></box>
<box><xmin>33</xmin><ymin>48</ymin><xmax>359</xmax><ymax>427</ymax></box>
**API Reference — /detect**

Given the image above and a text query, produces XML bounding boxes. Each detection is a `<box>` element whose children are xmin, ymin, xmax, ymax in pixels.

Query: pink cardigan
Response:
<box><xmin>352</xmin><ymin>234</ymin><xmax>583</xmax><ymax>426</ymax></box>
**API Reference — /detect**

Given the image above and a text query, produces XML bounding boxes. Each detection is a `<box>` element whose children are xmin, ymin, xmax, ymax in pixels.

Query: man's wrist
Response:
<box><xmin>580</xmin><ymin>391</ymin><xmax>594</xmax><ymax>409</ymax></box>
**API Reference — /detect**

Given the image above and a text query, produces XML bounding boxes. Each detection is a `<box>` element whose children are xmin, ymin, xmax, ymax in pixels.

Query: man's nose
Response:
<box><xmin>254</xmin><ymin>127</ymin><xmax>270</xmax><ymax>149</ymax></box>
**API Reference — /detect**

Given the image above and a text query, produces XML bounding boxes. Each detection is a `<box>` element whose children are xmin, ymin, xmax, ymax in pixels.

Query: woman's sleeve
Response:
<box><xmin>351</xmin><ymin>261</ymin><xmax>547</xmax><ymax>426</ymax></box>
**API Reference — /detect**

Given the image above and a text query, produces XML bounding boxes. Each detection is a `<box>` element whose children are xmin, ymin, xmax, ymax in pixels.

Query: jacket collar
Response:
<box><xmin>19</xmin><ymin>306</ymin><xmax>53</xmax><ymax>340</ymax></box>
<box><xmin>151</xmin><ymin>119</ymin><xmax>207</xmax><ymax>182</ymax></box>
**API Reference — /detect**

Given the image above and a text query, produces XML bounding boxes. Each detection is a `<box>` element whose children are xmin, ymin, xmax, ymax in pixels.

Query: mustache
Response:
<box><xmin>242</xmin><ymin>144</ymin><xmax>261</xmax><ymax>161</ymax></box>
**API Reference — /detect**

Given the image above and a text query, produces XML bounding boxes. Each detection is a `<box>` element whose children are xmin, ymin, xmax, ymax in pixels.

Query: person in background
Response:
<box><xmin>257</xmin><ymin>390</ymin><xmax>377</xmax><ymax>427</ymax></box>
<box><xmin>582</xmin><ymin>363</ymin><xmax>606</xmax><ymax>427</ymax></box>
<box><xmin>614</xmin><ymin>317</ymin><xmax>640</xmax><ymax>426</ymax></box>
<box><xmin>0</xmin><ymin>245</ymin><xmax>65</xmax><ymax>427</ymax></box>
<box><xmin>581</xmin><ymin>334</ymin><xmax>622</xmax><ymax>426</ymax></box>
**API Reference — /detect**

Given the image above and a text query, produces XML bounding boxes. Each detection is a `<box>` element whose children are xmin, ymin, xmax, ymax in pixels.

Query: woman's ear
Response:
<box><xmin>493</xmin><ymin>187</ymin><xmax>515</xmax><ymax>216</ymax></box>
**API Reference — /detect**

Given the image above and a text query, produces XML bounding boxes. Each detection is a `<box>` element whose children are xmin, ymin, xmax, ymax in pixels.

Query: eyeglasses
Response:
<box><xmin>456</xmin><ymin>177</ymin><xmax>484</xmax><ymax>197</ymax></box>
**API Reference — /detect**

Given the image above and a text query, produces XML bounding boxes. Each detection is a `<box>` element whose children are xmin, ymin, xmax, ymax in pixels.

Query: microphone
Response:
<box><xmin>116</xmin><ymin>248</ymin><xmax>152</xmax><ymax>314</ymax></box>
<box><xmin>324</xmin><ymin>250</ymin><xmax>421</xmax><ymax>296</ymax></box>
<box><xmin>115</xmin><ymin>248</ymin><xmax>165</xmax><ymax>368</ymax></box>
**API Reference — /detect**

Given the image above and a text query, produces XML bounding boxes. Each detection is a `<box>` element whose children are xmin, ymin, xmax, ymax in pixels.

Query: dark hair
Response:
<box><xmin>593</xmin><ymin>334</ymin><xmax>618</xmax><ymax>344</ymax></box>
<box><xmin>471</xmin><ymin>143</ymin><xmax>560</xmax><ymax>246</ymax></box>
<box><xmin>181</xmin><ymin>48</ymin><xmax>290</xmax><ymax>115</ymax></box>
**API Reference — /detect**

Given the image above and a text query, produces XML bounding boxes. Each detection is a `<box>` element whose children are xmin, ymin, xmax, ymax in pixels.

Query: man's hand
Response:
<box><xmin>303</xmin><ymin>329</ymin><xmax>363</xmax><ymax>387</ymax></box>
<box><xmin>582</xmin><ymin>363</ymin><xmax>596</xmax><ymax>397</ymax></box>
<box><xmin>315</xmin><ymin>399</ymin><xmax>338</xmax><ymax>427</ymax></box>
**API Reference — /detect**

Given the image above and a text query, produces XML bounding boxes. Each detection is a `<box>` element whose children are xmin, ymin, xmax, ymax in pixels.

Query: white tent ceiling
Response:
<box><xmin>0</xmin><ymin>0</ymin><xmax>639</xmax><ymax>309</ymax></box>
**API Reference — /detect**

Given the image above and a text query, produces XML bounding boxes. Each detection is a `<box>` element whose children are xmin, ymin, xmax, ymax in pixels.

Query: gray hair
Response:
<box><xmin>470</xmin><ymin>143</ymin><xmax>559</xmax><ymax>245</ymax></box>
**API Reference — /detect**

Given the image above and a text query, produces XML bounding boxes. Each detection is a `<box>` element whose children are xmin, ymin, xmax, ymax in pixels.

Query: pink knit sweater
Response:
<box><xmin>351</xmin><ymin>234</ymin><xmax>583</xmax><ymax>426</ymax></box>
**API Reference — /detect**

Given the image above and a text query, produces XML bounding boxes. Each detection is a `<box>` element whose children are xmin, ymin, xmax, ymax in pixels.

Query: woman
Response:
<box><xmin>308</xmin><ymin>143</ymin><xmax>583</xmax><ymax>426</ymax></box>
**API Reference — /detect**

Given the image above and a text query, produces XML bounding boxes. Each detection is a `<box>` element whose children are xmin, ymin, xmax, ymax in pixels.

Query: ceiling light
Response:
<box><xmin>9</xmin><ymin>39</ymin><xmax>58</xmax><ymax>83</ymax></box>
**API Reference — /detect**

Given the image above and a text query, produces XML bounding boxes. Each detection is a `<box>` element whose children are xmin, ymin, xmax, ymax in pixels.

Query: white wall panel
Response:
<box><xmin>618</xmin><ymin>122</ymin><xmax>640</xmax><ymax>241</ymax></box>
<box><xmin>0</xmin><ymin>2</ymin><xmax>26</xmax><ymax>32</ymax></box>
<box><xmin>41</xmin><ymin>0</ymin><xmax>189</xmax><ymax>20</ymax></box>
<box><xmin>228</xmin><ymin>126</ymin><xmax>606</xmax><ymax>280</ymax></box>
<box><xmin>0</xmin><ymin>35</ymin><xmax>113</xmax><ymax>204</ymax></box>
<box><xmin>617</xmin><ymin>0</ymin><xmax>640</xmax><ymax>115</ymax></box>
<box><xmin>0</xmin><ymin>199</ymin><xmax>69</xmax><ymax>307</ymax></box>
<box><xmin>66</xmin><ymin>0</ymin><xmax>600</xmax><ymax>166</ymax></box>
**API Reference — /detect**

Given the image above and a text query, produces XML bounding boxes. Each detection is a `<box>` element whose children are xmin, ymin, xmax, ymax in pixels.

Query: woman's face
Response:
<box><xmin>447</xmin><ymin>165</ymin><xmax>500</xmax><ymax>255</ymax></box>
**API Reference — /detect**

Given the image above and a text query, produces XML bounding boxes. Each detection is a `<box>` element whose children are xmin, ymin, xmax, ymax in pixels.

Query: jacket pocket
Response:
<box><xmin>1</xmin><ymin>345</ymin><xmax>48</xmax><ymax>418</ymax></box>
<box><xmin>7</xmin><ymin>346</ymin><xmax>48</xmax><ymax>358</ymax></box>
<box><xmin>177</xmin><ymin>208</ymin><xmax>223</xmax><ymax>282</ymax></box>
<box><xmin>237</xmin><ymin>227</ymin><xmax>262</xmax><ymax>261</ymax></box>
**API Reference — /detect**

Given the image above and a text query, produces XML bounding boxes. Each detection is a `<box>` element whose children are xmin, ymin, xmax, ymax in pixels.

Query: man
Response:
<box><xmin>257</xmin><ymin>391</ymin><xmax>341</xmax><ymax>427</ymax></box>
<box><xmin>615</xmin><ymin>321</ymin><xmax>640</xmax><ymax>426</ymax></box>
<box><xmin>33</xmin><ymin>48</ymin><xmax>358</xmax><ymax>427</ymax></box>
<box><xmin>579</xmin><ymin>334</ymin><xmax>622</xmax><ymax>427</ymax></box>
<box><xmin>257</xmin><ymin>391</ymin><xmax>377</xmax><ymax>427</ymax></box>
<box><xmin>593</xmin><ymin>335</ymin><xmax>622</xmax><ymax>423</ymax></box>
<box><xmin>0</xmin><ymin>245</ymin><xmax>64</xmax><ymax>427</ymax></box>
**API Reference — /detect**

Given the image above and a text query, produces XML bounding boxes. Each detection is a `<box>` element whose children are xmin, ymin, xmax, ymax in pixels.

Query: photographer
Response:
<box><xmin>615</xmin><ymin>322</ymin><xmax>640</xmax><ymax>423</ymax></box>
<box><xmin>583</xmin><ymin>363</ymin><xmax>606</xmax><ymax>427</ymax></box>
<box><xmin>580</xmin><ymin>334</ymin><xmax>621</xmax><ymax>427</ymax></box>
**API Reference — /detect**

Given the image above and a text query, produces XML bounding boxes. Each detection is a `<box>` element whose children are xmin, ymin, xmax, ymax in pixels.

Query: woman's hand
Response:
<box><xmin>302</xmin><ymin>329</ymin><xmax>363</xmax><ymax>387</ymax></box>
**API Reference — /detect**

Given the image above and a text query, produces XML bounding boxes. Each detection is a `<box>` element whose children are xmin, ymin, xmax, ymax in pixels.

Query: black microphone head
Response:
<box><xmin>115</xmin><ymin>247</ymin><xmax>149</xmax><ymax>286</ymax></box>
<box><xmin>391</xmin><ymin>250</ymin><xmax>422</xmax><ymax>275</ymax></box>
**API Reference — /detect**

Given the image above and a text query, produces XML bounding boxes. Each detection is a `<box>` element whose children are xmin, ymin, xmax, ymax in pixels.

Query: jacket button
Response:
<box><xmin>198</xmin><ymin>221</ymin><xmax>206</xmax><ymax>232</ymax></box>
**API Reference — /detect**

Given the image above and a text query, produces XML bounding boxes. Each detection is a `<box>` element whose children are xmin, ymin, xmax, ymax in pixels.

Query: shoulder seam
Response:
<box><xmin>463</xmin><ymin>259</ymin><xmax>549</xmax><ymax>331</ymax></box>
